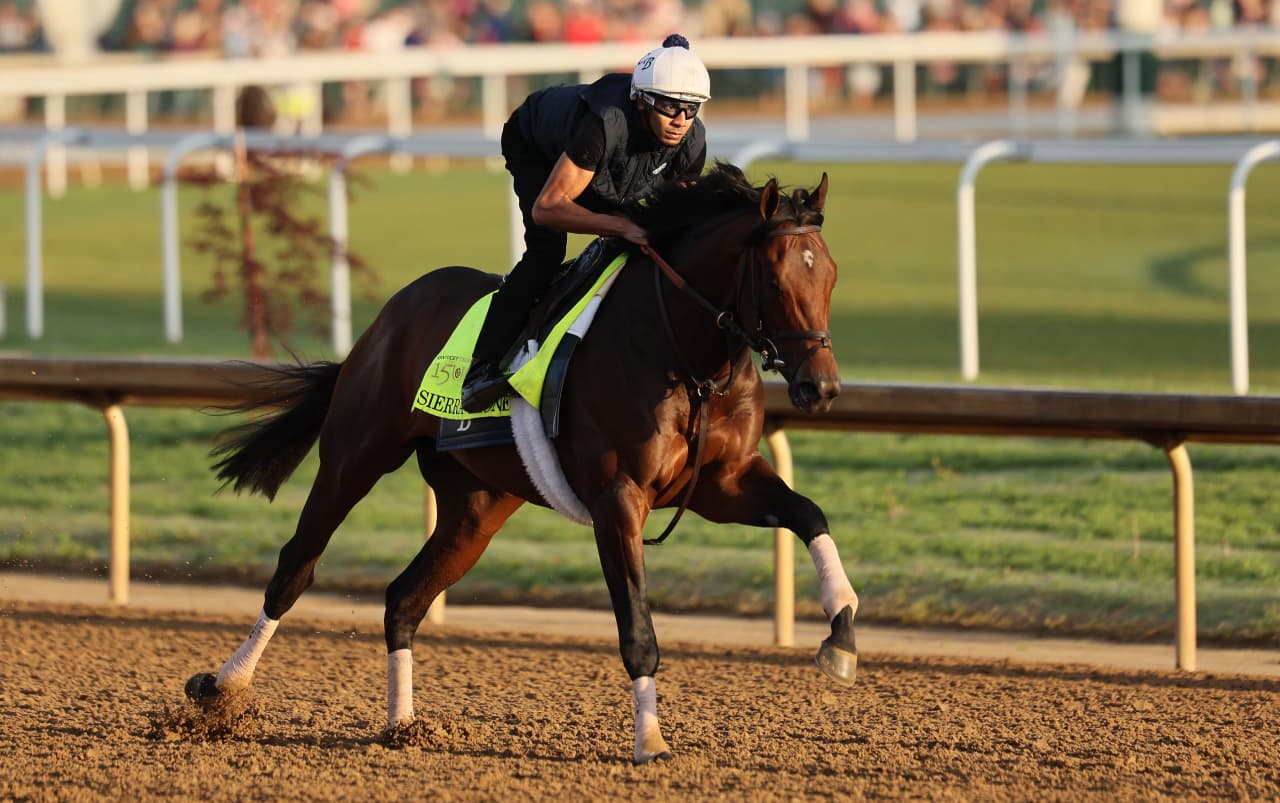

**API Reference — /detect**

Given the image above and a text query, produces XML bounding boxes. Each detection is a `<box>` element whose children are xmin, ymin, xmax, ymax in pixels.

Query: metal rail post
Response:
<box><xmin>784</xmin><ymin>65</ymin><xmax>810</xmax><ymax>142</ymax></box>
<box><xmin>329</xmin><ymin>134</ymin><xmax>394</xmax><ymax>356</ymax></box>
<box><xmin>764</xmin><ymin>425</ymin><xmax>796</xmax><ymax>647</ymax></box>
<box><xmin>893</xmin><ymin>60</ymin><xmax>917</xmax><ymax>142</ymax></box>
<box><xmin>425</xmin><ymin>485</ymin><xmax>445</xmax><ymax>625</ymax></box>
<box><xmin>1164</xmin><ymin>441</ymin><xmax>1196</xmax><ymax>671</ymax></box>
<box><xmin>24</xmin><ymin>128</ymin><xmax>89</xmax><ymax>340</ymax></box>
<box><xmin>956</xmin><ymin>140</ymin><xmax>1027</xmax><ymax>381</ymax></box>
<box><xmin>1226</xmin><ymin>140</ymin><xmax>1280</xmax><ymax>395</ymax></box>
<box><xmin>160</xmin><ymin>132</ymin><xmax>233</xmax><ymax>343</ymax></box>
<box><xmin>103</xmin><ymin>403</ymin><xmax>130</xmax><ymax>605</ymax></box>
<box><xmin>125</xmin><ymin>89</ymin><xmax>150</xmax><ymax>190</ymax></box>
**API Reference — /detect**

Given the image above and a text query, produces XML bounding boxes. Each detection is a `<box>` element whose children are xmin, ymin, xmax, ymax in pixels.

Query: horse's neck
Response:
<box><xmin>651</xmin><ymin>217</ymin><xmax>756</xmax><ymax>386</ymax></box>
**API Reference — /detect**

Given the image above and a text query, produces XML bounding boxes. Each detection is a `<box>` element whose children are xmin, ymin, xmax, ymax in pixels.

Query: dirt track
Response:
<box><xmin>2</xmin><ymin>599</ymin><xmax>1279</xmax><ymax>801</ymax></box>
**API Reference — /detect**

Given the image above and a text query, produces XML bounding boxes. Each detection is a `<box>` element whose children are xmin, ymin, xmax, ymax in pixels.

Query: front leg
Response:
<box><xmin>590</xmin><ymin>476</ymin><xmax>673</xmax><ymax>765</ymax></box>
<box><xmin>692</xmin><ymin>454</ymin><xmax>860</xmax><ymax>684</ymax></box>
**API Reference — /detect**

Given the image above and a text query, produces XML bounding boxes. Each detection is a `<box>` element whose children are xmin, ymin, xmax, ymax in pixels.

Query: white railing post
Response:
<box><xmin>161</xmin><ymin>132</ymin><xmax>232</xmax><ymax>343</ymax></box>
<box><xmin>329</xmin><ymin>134</ymin><xmax>393</xmax><ymax>356</ymax></box>
<box><xmin>893</xmin><ymin>60</ymin><xmax>917</xmax><ymax>143</ymax></box>
<box><xmin>386</xmin><ymin>77</ymin><xmax>413</xmax><ymax>174</ymax></box>
<box><xmin>784</xmin><ymin>64</ymin><xmax>809</xmax><ymax>142</ymax></box>
<box><xmin>481</xmin><ymin>74</ymin><xmax>507</xmax><ymax>141</ymax></box>
<box><xmin>125</xmin><ymin>89</ymin><xmax>150</xmax><ymax>190</ymax></box>
<box><xmin>43</xmin><ymin>92</ymin><xmax>68</xmax><ymax>198</ymax></box>
<box><xmin>956</xmin><ymin>140</ymin><xmax>1025</xmax><ymax>381</ymax></box>
<box><xmin>1226</xmin><ymin>140</ymin><xmax>1280</xmax><ymax>395</ymax></box>
<box><xmin>24</xmin><ymin>128</ymin><xmax>88</xmax><ymax>340</ymax></box>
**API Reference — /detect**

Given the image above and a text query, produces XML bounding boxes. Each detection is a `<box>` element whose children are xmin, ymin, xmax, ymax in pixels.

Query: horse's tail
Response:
<box><xmin>210</xmin><ymin>360</ymin><xmax>343</xmax><ymax>500</ymax></box>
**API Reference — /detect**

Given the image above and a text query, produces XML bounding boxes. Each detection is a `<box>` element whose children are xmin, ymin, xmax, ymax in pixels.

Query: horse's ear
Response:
<box><xmin>759</xmin><ymin>178</ymin><xmax>781</xmax><ymax>221</ymax></box>
<box><xmin>810</xmin><ymin>172</ymin><xmax>829</xmax><ymax>214</ymax></box>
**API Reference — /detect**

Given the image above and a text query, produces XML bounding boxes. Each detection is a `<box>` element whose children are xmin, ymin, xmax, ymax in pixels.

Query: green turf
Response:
<box><xmin>1</xmin><ymin>159</ymin><xmax>1278</xmax><ymax>645</ymax></box>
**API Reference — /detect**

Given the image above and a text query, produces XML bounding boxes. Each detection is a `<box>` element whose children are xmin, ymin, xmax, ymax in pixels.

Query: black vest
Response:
<box><xmin>515</xmin><ymin>74</ymin><xmax>706</xmax><ymax>214</ymax></box>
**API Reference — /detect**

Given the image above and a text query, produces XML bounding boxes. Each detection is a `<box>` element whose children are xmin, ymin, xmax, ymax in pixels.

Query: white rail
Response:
<box><xmin>1228</xmin><ymin>141</ymin><xmax>1280</xmax><ymax>395</ymax></box>
<box><xmin>13</xmin><ymin>129</ymin><xmax>1279</xmax><ymax>391</ymax></box>
<box><xmin>736</xmin><ymin>137</ymin><xmax>1278</xmax><ymax>393</ymax></box>
<box><xmin>4</xmin><ymin>29</ymin><xmax>1280</xmax><ymax>168</ymax></box>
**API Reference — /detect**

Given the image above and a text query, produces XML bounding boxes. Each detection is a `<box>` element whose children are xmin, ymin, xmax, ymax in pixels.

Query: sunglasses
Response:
<box><xmin>640</xmin><ymin>92</ymin><xmax>701</xmax><ymax>121</ymax></box>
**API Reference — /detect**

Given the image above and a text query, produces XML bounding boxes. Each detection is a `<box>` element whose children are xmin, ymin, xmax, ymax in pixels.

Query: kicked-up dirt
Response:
<box><xmin>1</xmin><ymin>599</ymin><xmax>1278</xmax><ymax>800</ymax></box>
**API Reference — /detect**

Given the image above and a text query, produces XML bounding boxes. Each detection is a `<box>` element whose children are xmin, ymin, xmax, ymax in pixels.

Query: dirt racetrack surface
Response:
<box><xmin>2</xmin><ymin>599</ymin><xmax>1279</xmax><ymax>801</ymax></box>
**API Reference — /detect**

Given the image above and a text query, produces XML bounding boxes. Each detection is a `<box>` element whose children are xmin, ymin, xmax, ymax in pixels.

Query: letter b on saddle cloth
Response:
<box><xmin>412</xmin><ymin>240</ymin><xmax>626</xmax><ymax>451</ymax></box>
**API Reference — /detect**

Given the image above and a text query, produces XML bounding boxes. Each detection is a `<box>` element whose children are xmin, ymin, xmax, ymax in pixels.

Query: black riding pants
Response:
<box><xmin>470</xmin><ymin>116</ymin><xmax>568</xmax><ymax>367</ymax></box>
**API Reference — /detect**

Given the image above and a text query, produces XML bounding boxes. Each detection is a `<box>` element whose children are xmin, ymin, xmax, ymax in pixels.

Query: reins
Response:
<box><xmin>639</xmin><ymin>222</ymin><xmax>831</xmax><ymax>546</ymax></box>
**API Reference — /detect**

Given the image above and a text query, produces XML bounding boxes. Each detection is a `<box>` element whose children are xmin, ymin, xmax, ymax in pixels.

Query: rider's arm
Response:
<box><xmin>531</xmin><ymin>118</ymin><xmax>647</xmax><ymax>245</ymax></box>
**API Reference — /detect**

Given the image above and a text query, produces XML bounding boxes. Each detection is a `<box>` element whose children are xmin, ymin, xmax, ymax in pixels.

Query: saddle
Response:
<box><xmin>498</xmin><ymin>237</ymin><xmax>626</xmax><ymax>372</ymax></box>
<box><xmin>421</xmin><ymin>239</ymin><xmax>628</xmax><ymax>453</ymax></box>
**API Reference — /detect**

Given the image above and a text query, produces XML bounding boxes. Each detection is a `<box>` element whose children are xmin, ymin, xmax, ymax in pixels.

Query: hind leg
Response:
<box><xmin>189</xmin><ymin>436</ymin><xmax>414</xmax><ymax>704</ymax></box>
<box><xmin>384</xmin><ymin>456</ymin><xmax>523</xmax><ymax>727</ymax></box>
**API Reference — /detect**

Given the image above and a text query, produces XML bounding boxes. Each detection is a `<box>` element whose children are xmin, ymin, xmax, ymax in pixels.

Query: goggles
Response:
<box><xmin>640</xmin><ymin>92</ymin><xmax>701</xmax><ymax>121</ymax></box>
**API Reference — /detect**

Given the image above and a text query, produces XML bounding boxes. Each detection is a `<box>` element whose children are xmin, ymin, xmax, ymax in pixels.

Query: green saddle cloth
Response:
<box><xmin>412</xmin><ymin>253</ymin><xmax>627</xmax><ymax>420</ymax></box>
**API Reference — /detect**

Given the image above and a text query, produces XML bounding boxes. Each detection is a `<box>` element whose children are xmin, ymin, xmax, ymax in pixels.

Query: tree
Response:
<box><xmin>181</xmin><ymin>87</ymin><xmax>377</xmax><ymax>359</ymax></box>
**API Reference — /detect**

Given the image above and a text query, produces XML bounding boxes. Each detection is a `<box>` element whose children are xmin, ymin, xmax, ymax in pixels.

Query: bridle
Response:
<box><xmin>742</xmin><ymin>224</ymin><xmax>834</xmax><ymax>377</ymax></box>
<box><xmin>645</xmin><ymin>220</ymin><xmax>833</xmax><ymax>395</ymax></box>
<box><xmin>639</xmin><ymin>219</ymin><xmax>834</xmax><ymax>545</ymax></box>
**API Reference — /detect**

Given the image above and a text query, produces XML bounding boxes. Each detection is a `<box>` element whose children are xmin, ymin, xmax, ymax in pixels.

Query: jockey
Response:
<box><xmin>460</xmin><ymin>33</ymin><xmax>711</xmax><ymax>413</ymax></box>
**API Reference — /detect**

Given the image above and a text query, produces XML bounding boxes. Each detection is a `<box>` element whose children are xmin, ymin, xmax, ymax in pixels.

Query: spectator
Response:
<box><xmin>0</xmin><ymin>0</ymin><xmax>37</xmax><ymax>52</ymax></box>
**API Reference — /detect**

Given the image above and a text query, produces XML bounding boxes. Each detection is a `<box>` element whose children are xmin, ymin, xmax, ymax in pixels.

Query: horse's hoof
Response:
<box><xmin>634</xmin><ymin>751</ymin><xmax>674</xmax><ymax>766</ymax></box>
<box><xmin>815</xmin><ymin>638</ymin><xmax>858</xmax><ymax>686</ymax></box>
<box><xmin>184</xmin><ymin>672</ymin><xmax>221</xmax><ymax>704</ymax></box>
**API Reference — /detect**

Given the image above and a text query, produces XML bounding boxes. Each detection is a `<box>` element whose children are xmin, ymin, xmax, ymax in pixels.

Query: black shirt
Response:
<box><xmin>564</xmin><ymin>113</ymin><xmax>706</xmax><ymax>177</ymax></box>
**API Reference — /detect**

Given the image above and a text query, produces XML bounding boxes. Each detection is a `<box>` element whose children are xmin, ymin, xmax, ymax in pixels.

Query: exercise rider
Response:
<box><xmin>459</xmin><ymin>33</ymin><xmax>711</xmax><ymax>413</ymax></box>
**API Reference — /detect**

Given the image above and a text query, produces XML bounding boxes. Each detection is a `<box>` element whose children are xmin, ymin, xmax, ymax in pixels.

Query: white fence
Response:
<box><xmin>8</xmin><ymin>128</ymin><xmax>1280</xmax><ymax>392</ymax></box>
<box><xmin>4</xmin><ymin>29</ymin><xmax>1280</xmax><ymax>156</ymax></box>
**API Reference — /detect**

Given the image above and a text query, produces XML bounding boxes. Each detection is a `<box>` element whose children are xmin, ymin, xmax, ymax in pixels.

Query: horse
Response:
<box><xmin>185</xmin><ymin>162</ymin><xmax>859</xmax><ymax>765</ymax></box>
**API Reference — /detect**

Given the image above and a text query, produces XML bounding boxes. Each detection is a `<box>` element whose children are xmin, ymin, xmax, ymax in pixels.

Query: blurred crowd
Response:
<box><xmin>1</xmin><ymin>0</ymin><xmax>1276</xmax><ymax>118</ymax></box>
<box><xmin>1</xmin><ymin>0</ymin><xmax>1276</xmax><ymax>58</ymax></box>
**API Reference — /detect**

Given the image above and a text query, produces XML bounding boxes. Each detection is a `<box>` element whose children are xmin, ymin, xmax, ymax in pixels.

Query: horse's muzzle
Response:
<box><xmin>789</xmin><ymin>376</ymin><xmax>840</xmax><ymax>414</ymax></box>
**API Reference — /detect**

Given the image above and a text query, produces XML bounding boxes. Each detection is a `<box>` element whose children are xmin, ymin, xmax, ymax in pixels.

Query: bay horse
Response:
<box><xmin>186</xmin><ymin>163</ymin><xmax>859</xmax><ymax>764</ymax></box>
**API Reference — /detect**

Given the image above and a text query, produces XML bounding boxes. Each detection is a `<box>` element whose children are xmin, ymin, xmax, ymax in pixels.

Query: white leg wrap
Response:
<box><xmin>387</xmin><ymin>649</ymin><xmax>414</xmax><ymax>727</ymax></box>
<box><xmin>215</xmin><ymin>610</ymin><xmax>279</xmax><ymax>692</ymax></box>
<box><xmin>809</xmin><ymin>534</ymin><xmax>858</xmax><ymax>622</ymax></box>
<box><xmin>632</xmin><ymin>675</ymin><xmax>670</xmax><ymax>761</ymax></box>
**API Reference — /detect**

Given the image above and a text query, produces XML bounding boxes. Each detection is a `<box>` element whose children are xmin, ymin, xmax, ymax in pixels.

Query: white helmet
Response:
<box><xmin>630</xmin><ymin>34</ymin><xmax>711</xmax><ymax>103</ymax></box>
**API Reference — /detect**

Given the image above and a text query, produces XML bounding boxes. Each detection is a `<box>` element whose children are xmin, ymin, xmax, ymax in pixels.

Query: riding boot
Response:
<box><xmin>460</xmin><ymin>282</ymin><xmax>534</xmax><ymax>412</ymax></box>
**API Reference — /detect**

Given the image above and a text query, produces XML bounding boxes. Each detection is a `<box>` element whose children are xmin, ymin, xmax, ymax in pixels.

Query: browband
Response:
<box><xmin>766</xmin><ymin>224</ymin><xmax>822</xmax><ymax>237</ymax></box>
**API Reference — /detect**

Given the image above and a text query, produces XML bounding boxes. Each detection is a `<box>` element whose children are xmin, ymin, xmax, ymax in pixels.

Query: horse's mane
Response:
<box><xmin>625</xmin><ymin>161</ymin><xmax>823</xmax><ymax>249</ymax></box>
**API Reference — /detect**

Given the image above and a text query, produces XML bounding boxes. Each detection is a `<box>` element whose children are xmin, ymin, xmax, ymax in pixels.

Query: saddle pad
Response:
<box><xmin>436</xmin><ymin>415</ymin><xmax>514</xmax><ymax>451</ymax></box>
<box><xmin>412</xmin><ymin>253</ymin><xmax>627</xmax><ymax>421</ymax></box>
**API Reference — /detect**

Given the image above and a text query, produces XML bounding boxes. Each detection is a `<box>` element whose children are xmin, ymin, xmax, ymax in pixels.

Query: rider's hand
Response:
<box><xmin>616</xmin><ymin>219</ymin><xmax>649</xmax><ymax>247</ymax></box>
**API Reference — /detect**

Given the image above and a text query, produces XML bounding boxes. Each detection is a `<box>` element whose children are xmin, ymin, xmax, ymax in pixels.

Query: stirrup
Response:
<box><xmin>460</xmin><ymin>370</ymin><xmax>512</xmax><ymax>413</ymax></box>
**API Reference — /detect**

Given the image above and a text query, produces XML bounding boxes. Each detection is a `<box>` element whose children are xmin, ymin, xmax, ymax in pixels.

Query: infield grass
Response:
<box><xmin>2</xmin><ymin>158</ymin><xmax>1279</xmax><ymax>644</ymax></box>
